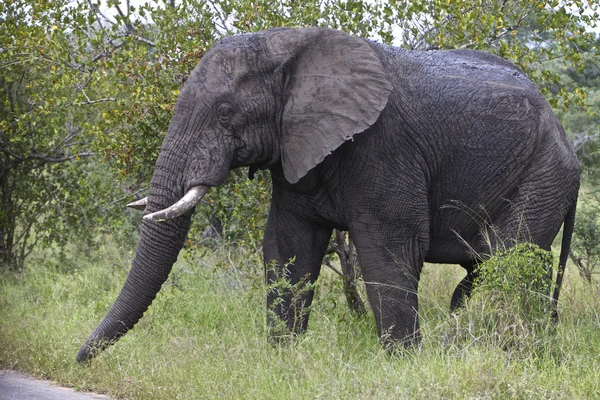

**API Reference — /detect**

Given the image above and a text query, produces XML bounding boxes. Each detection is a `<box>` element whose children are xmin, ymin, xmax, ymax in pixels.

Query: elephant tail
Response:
<box><xmin>551</xmin><ymin>202</ymin><xmax>577</xmax><ymax>320</ymax></box>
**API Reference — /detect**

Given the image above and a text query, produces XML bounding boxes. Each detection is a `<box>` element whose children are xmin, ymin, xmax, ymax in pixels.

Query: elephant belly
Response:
<box><xmin>425</xmin><ymin>242</ymin><xmax>478</xmax><ymax>264</ymax></box>
<box><xmin>424</xmin><ymin>196</ymin><xmax>514</xmax><ymax>264</ymax></box>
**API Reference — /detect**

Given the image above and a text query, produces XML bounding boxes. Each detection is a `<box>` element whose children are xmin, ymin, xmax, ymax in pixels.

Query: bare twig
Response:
<box><xmin>324</xmin><ymin>260</ymin><xmax>344</xmax><ymax>277</ymax></box>
<box><xmin>1</xmin><ymin>146</ymin><xmax>95</xmax><ymax>174</ymax></box>
<box><xmin>131</xmin><ymin>35</ymin><xmax>156</xmax><ymax>47</ymax></box>
<box><xmin>114</xmin><ymin>2</ymin><xmax>135</xmax><ymax>34</ymax></box>
<box><xmin>206</xmin><ymin>0</ymin><xmax>233</xmax><ymax>34</ymax></box>
<box><xmin>86</xmin><ymin>0</ymin><xmax>116</xmax><ymax>27</ymax></box>
<box><xmin>49</xmin><ymin>129</ymin><xmax>79</xmax><ymax>155</ymax></box>
<box><xmin>19</xmin><ymin>151</ymin><xmax>95</xmax><ymax>163</ymax></box>
<box><xmin>73</xmin><ymin>97</ymin><xmax>117</xmax><ymax>106</ymax></box>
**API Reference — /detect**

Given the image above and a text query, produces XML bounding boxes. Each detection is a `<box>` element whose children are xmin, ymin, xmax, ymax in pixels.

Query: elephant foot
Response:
<box><xmin>380</xmin><ymin>329</ymin><xmax>422</xmax><ymax>356</ymax></box>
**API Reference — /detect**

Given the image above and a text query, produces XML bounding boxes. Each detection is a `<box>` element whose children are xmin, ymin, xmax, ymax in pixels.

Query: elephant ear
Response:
<box><xmin>267</xmin><ymin>28</ymin><xmax>393</xmax><ymax>184</ymax></box>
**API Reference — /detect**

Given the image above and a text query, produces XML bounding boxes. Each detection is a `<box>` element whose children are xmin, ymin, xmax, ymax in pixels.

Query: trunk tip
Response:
<box><xmin>76</xmin><ymin>336</ymin><xmax>109</xmax><ymax>364</ymax></box>
<box><xmin>76</xmin><ymin>344</ymin><xmax>95</xmax><ymax>364</ymax></box>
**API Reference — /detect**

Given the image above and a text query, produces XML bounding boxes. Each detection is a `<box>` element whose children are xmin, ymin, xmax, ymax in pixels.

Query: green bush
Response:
<box><xmin>442</xmin><ymin>243</ymin><xmax>555</xmax><ymax>353</ymax></box>
<box><xmin>474</xmin><ymin>243</ymin><xmax>554</xmax><ymax>307</ymax></box>
<box><xmin>266</xmin><ymin>257</ymin><xmax>316</xmax><ymax>340</ymax></box>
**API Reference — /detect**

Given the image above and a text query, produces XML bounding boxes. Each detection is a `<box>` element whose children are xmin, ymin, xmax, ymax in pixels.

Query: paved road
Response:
<box><xmin>0</xmin><ymin>371</ymin><xmax>110</xmax><ymax>400</ymax></box>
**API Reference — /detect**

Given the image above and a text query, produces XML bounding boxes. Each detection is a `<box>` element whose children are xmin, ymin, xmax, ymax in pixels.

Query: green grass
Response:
<box><xmin>1</xmin><ymin>238</ymin><xmax>600</xmax><ymax>399</ymax></box>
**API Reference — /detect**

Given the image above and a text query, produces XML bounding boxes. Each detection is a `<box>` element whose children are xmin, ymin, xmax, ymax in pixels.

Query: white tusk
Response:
<box><xmin>143</xmin><ymin>185</ymin><xmax>209</xmax><ymax>222</ymax></box>
<box><xmin>126</xmin><ymin>197</ymin><xmax>148</xmax><ymax>210</ymax></box>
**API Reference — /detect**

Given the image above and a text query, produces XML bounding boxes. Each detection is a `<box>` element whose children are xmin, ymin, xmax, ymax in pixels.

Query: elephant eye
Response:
<box><xmin>217</xmin><ymin>103</ymin><xmax>234</xmax><ymax>126</ymax></box>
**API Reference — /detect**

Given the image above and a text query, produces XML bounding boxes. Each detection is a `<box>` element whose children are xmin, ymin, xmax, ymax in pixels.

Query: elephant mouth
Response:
<box><xmin>127</xmin><ymin>185</ymin><xmax>210</xmax><ymax>222</ymax></box>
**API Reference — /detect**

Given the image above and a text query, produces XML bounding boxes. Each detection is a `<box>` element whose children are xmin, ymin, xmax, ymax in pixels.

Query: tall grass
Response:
<box><xmin>1</xmin><ymin>236</ymin><xmax>600</xmax><ymax>399</ymax></box>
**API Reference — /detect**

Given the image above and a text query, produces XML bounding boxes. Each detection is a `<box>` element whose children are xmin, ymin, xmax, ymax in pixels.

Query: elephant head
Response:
<box><xmin>76</xmin><ymin>27</ymin><xmax>392</xmax><ymax>362</ymax></box>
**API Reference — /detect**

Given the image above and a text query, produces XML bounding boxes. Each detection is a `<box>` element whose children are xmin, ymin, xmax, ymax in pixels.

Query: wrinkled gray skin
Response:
<box><xmin>77</xmin><ymin>28</ymin><xmax>580</xmax><ymax>362</ymax></box>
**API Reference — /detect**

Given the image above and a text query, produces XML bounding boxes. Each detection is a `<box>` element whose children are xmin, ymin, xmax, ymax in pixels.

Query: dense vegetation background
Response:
<box><xmin>1</xmin><ymin>1</ymin><xmax>600</xmax><ymax>398</ymax></box>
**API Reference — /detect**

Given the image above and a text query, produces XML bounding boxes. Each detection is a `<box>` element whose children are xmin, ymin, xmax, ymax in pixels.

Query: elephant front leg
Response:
<box><xmin>263</xmin><ymin>204</ymin><xmax>332</xmax><ymax>340</ymax></box>
<box><xmin>353</xmin><ymin>233</ymin><xmax>427</xmax><ymax>349</ymax></box>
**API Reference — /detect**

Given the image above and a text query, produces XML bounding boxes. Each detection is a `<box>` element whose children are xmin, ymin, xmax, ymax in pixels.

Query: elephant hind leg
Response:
<box><xmin>450</xmin><ymin>261</ymin><xmax>479</xmax><ymax>311</ymax></box>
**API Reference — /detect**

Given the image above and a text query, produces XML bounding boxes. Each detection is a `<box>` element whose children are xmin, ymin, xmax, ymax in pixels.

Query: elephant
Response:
<box><xmin>77</xmin><ymin>27</ymin><xmax>579</xmax><ymax>362</ymax></box>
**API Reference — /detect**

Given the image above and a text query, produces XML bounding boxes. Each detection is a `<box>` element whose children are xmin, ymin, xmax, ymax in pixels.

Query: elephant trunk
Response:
<box><xmin>77</xmin><ymin>149</ymin><xmax>196</xmax><ymax>363</ymax></box>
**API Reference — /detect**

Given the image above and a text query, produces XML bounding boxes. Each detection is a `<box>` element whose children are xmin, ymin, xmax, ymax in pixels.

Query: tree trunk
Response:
<box><xmin>0</xmin><ymin>157</ymin><xmax>5</xmax><ymax>267</ymax></box>
<box><xmin>328</xmin><ymin>230</ymin><xmax>366</xmax><ymax>316</ymax></box>
<box><xmin>0</xmin><ymin>156</ymin><xmax>15</xmax><ymax>271</ymax></box>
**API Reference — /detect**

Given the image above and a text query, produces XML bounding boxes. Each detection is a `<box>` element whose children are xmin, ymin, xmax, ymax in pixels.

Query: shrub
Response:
<box><xmin>442</xmin><ymin>243</ymin><xmax>555</xmax><ymax>354</ymax></box>
<box><xmin>265</xmin><ymin>257</ymin><xmax>316</xmax><ymax>341</ymax></box>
